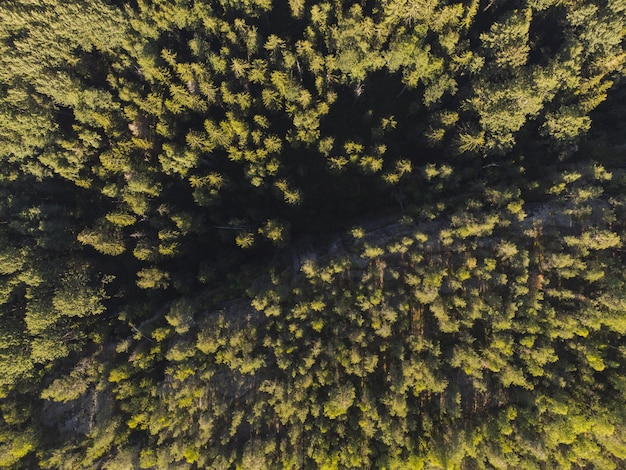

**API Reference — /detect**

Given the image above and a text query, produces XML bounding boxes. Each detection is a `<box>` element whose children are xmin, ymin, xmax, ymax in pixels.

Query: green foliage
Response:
<box><xmin>77</xmin><ymin>225</ymin><xmax>126</xmax><ymax>256</ymax></box>
<box><xmin>136</xmin><ymin>268</ymin><xmax>170</xmax><ymax>290</ymax></box>
<box><xmin>324</xmin><ymin>383</ymin><xmax>356</xmax><ymax>419</ymax></box>
<box><xmin>0</xmin><ymin>0</ymin><xmax>626</xmax><ymax>467</ymax></box>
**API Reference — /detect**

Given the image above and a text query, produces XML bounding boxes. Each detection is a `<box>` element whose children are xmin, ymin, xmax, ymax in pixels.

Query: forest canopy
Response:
<box><xmin>1</xmin><ymin>0</ymin><xmax>626</xmax><ymax>468</ymax></box>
